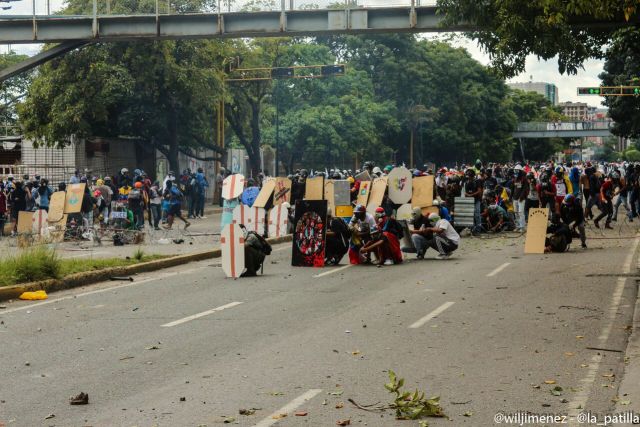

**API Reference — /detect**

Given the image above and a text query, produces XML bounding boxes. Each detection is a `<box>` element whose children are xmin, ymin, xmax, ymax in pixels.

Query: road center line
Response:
<box><xmin>0</xmin><ymin>266</ymin><xmax>210</xmax><ymax>315</ymax></box>
<box><xmin>313</xmin><ymin>264</ymin><xmax>353</xmax><ymax>278</ymax></box>
<box><xmin>161</xmin><ymin>301</ymin><xmax>243</xmax><ymax>327</ymax></box>
<box><xmin>409</xmin><ymin>302</ymin><xmax>455</xmax><ymax>329</ymax></box>
<box><xmin>487</xmin><ymin>262</ymin><xmax>511</xmax><ymax>277</ymax></box>
<box><xmin>252</xmin><ymin>389</ymin><xmax>323</xmax><ymax>427</ymax></box>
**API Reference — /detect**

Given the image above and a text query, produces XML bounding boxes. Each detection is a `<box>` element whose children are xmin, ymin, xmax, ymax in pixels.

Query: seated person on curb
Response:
<box><xmin>239</xmin><ymin>224</ymin><xmax>272</xmax><ymax>277</ymax></box>
<box><xmin>360</xmin><ymin>207</ymin><xmax>404</xmax><ymax>265</ymax></box>
<box><xmin>325</xmin><ymin>211</ymin><xmax>350</xmax><ymax>265</ymax></box>
<box><xmin>348</xmin><ymin>204</ymin><xmax>377</xmax><ymax>264</ymax></box>
<box><xmin>560</xmin><ymin>194</ymin><xmax>587</xmax><ymax>249</ymax></box>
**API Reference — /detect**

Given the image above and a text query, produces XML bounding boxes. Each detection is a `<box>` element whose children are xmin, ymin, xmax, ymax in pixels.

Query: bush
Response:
<box><xmin>625</xmin><ymin>149</ymin><xmax>640</xmax><ymax>162</ymax></box>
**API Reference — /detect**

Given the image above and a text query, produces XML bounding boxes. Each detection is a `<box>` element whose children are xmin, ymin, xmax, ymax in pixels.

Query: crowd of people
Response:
<box><xmin>0</xmin><ymin>167</ymin><xmax>210</xmax><ymax>236</ymax></box>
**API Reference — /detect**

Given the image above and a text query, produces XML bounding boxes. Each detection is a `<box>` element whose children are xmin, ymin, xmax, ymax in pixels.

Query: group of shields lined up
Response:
<box><xmin>220</xmin><ymin>167</ymin><xmax>442</xmax><ymax>278</ymax></box>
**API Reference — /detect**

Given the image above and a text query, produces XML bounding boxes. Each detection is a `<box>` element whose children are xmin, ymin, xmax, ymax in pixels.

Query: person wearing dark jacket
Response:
<box><xmin>561</xmin><ymin>194</ymin><xmax>586</xmax><ymax>249</ymax></box>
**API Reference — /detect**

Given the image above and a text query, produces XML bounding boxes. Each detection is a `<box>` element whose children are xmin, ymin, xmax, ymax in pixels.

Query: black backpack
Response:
<box><xmin>247</xmin><ymin>231</ymin><xmax>272</xmax><ymax>255</ymax></box>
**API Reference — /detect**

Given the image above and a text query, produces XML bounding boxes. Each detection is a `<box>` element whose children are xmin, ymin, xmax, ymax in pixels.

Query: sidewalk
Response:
<box><xmin>616</xmin><ymin>275</ymin><xmax>640</xmax><ymax>426</ymax></box>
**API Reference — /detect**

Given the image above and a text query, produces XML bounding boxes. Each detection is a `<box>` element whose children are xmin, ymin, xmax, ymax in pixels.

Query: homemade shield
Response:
<box><xmin>292</xmin><ymin>200</ymin><xmax>328</xmax><ymax>267</ymax></box>
<box><xmin>48</xmin><ymin>191</ymin><xmax>66</xmax><ymax>222</ymax></box>
<box><xmin>412</xmin><ymin>175</ymin><xmax>435</xmax><ymax>208</ymax></box>
<box><xmin>273</xmin><ymin>177</ymin><xmax>292</xmax><ymax>206</ymax></box>
<box><xmin>356</xmin><ymin>181</ymin><xmax>371</xmax><ymax>207</ymax></box>
<box><xmin>232</xmin><ymin>205</ymin><xmax>266</xmax><ymax>234</ymax></box>
<box><xmin>17</xmin><ymin>211</ymin><xmax>34</xmax><ymax>234</ymax></box>
<box><xmin>253</xmin><ymin>179</ymin><xmax>276</xmax><ymax>209</ymax></box>
<box><xmin>64</xmin><ymin>183</ymin><xmax>85</xmax><ymax>214</ymax></box>
<box><xmin>222</xmin><ymin>174</ymin><xmax>245</xmax><ymax>200</ymax></box>
<box><xmin>268</xmin><ymin>203</ymin><xmax>290</xmax><ymax>238</ymax></box>
<box><xmin>304</xmin><ymin>176</ymin><xmax>325</xmax><ymax>200</ymax></box>
<box><xmin>32</xmin><ymin>209</ymin><xmax>49</xmax><ymax>236</ymax></box>
<box><xmin>387</xmin><ymin>167</ymin><xmax>413</xmax><ymax>204</ymax></box>
<box><xmin>221</xmin><ymin>223</ymin><xmax>245</xmax><ymax>279</ymax></box>
<box><xmin>524</xmin><ymin>208</ymin><xmax>549</xmax><ymax>254</ymax></box>
<box><xmin>396</xmin><ymin>204</ymin><xmax>414</xmax><ymax>221</ymax></box>
<box><xmin>366</xmin><ymin>177</ymin><xmax>388</xmax><ymax>214</ymax></box>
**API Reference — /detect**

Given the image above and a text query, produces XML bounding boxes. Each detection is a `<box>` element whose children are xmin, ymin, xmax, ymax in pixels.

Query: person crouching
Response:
<box><xmin>360</xmin><ymin>207</ymin><xmax>404</xmax><ymax>266</ymax></box>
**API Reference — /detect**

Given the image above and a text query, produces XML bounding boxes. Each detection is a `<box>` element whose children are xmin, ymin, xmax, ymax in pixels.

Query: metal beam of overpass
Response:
<box><xmin>0</xmin><ymin>6</ymin><xmax>470</xmax><ymax>44</ymax></box>
<box><xmin>513</xmin><ymin>122</ymin><xmax>614</xmax><ymax>139</ymax></box>
<box><xmin>0</xmin><ymin>41</ymin><xmax>88</xmax><ymax>83</ymax></box>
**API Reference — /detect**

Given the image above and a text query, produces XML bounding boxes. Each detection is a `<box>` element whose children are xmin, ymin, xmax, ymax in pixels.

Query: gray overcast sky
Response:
<box><xmin>3</xmin><ymin>0</ymin><xmax>605</xmax><ymax>107</ymax></box>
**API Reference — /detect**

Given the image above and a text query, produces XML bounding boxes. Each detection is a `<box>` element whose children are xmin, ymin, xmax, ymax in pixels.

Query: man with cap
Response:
<box><xmin>418</xmin><ymin>212</ymin><xmax>460</xmax><ymax>259</ymax></box>
<box><xmin>401</xmin><ymin>207</ymin><xmax>432</xmax><ymax>259</ymax></box>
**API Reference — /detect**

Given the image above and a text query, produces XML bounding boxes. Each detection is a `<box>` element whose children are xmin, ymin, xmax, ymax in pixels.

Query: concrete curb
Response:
<box><xmin>0</xmin><ymin>234</ymin><xmax>292</xmax><ymax>303</ymax></box>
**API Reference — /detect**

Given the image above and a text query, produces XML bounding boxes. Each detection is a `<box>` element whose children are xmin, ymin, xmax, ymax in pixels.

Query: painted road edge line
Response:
<box><xmin>409</xmin><ymin>302</ymin><xmax>456</xmax><ymax>329</ymax></box>
<box><xmin>161</xmin><ymin>301</ymin><xmax>244</xmax><ymax>327</ymax></box>
<box><xmin>313</xmin><ymin>264</ymin><xmax>353</xmax><ymax>278</ymax></box>
<box><xmin>252</xmin><ymin>389</ymin><xmax>323</xmax><ymax>427</ymax></box>
<box><xmin>487</xmin><ymin>262</ymin><xmax>511</xmax><ymax>277</ymax></box>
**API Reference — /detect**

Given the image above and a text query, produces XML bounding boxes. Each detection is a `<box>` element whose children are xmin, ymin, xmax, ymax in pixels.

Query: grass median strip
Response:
<box><xmin>0</xmin><ymin>246</ymin><xmax>165</xmax><ymax>288</ymax></box>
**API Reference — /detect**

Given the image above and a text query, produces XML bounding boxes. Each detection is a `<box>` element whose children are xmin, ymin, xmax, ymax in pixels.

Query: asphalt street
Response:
<box><xmin>1</xmin><ymin>228</ymin><xmax>639</xmax><ymax>427</ymax></box>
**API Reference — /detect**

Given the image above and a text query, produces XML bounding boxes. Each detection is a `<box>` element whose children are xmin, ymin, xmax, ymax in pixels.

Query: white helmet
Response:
<box><xmin>372</xmin><ymin>166</ymin><xmax>382</xmax><ymax>176</ymax></box>
<box><xmin>432</xmin><ymin>199</ymin><xmax>440</xmax><ymax>206</ymax></box>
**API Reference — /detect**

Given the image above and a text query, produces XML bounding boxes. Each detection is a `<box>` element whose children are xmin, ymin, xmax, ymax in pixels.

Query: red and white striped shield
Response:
<box><xmin>222</xmin><ymin>174</ymin><xmax>246</xmax><ymax>200</ymax></box>
<box><xmin>268</xmin><ymin>203</ymin><xmax>289</xmax><ymax>238</ymax></box>
<box><xmin>221</xmin><ymin>224</ymin><xmax>245</xmax><ymax>279</ymax></box>
<box><xmin>232</xmin><ymin>205</ymin><xmax>266</xmax><ymax>234</ymax></box>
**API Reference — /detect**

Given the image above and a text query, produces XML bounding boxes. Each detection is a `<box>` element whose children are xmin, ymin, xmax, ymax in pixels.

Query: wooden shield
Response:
<box><xmin>222</xmin><ymin>174</ymin><xmax>246</xmax><ymax>200</ymax></box>
<box><xmin>304</xmin><ymin>176</ymin><xmax>325</xmax><ymax>200</ymax></box>
<box><xmin>355</xmin><ymin>170</ymin><xmax>371</xmax><ymax>181</ymax></box>
<box><xmin>412</xmin><ymin>175</ymin><xmax>435</xmax><ymax>208</ymax></box>
<box><xmin>32</xmin><ymin>209</ymin><xmax>49</xmax><ymax>236</ymax></box>
<box><xmin>324</xmin><ymin>180</ymin><xmax>336</xmax><ymax>217</ymax></box>
<box><xmin>253</xmin><ymin>179</ymin><xmax>276</xmax><ymax>208</ymax></box>
<box><xmin>17</xmin><ymin>211</ymin><xmax>34</xmax><ymax>234</ymax></box>
<box><xmin>524</xmin><ymin>208</ymin><xmax>549</xmax><ymax>254</ymax></box>
<box><xmin>387</xmin><ymin>167</ymin><xmax>413</xmax><ymax>204</ymax></box>
<box><xmin>221</xmin><ymin>223</ymin><xmax>245</xmax><ymax>279</ymax></box>
<box><xmin>273</xmin><ymin>177</ymin><xmax>292</xmax><ymax>206</ymax></box>
<box><xmin>232</xmin><ymin>205</ymin><xmax>266</xmax><ymax>234</ymax></box>
<box><xmin>64</xmin><ymin>183</ymin><xmax>86</xmax><ymax>214</ymax></box>
<box><xmin>48</xmin><ymin>191</ymin><xmax>66</xmax><ymax>222</ymax></box>
<box><xmin>356</xmin><ymin>180</ymin><xmax>371</xmax><ymax>207</ymax></box>
<box><xmin>366</xmin><ymin>177</ymin><xmax>388</xmax><ymax>214</ymax></box>
<box><xmin>49</xmin><ymin>214</ymin><xmax>67</xmax><ymax>243</ymax></box>
<box><xmin>396</xmin><ymin>204</ymin><xmax>414</xmax><ymax>221</ymax></box>
<box><xmin>268</xmin><ymin>203</ymin><xmax>290</xmax><ymax>238</ymax></box>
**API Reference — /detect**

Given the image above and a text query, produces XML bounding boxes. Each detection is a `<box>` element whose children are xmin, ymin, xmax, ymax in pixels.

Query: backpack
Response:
<box><xmin>247</xmin><ymin>231</ymin><xmax>272</xmax><ymax>255</ymax></box>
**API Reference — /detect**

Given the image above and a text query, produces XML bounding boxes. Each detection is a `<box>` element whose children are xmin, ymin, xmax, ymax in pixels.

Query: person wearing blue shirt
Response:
<box><xmin>195</xmin><ymin>168</ymin><xmax>209</xmax><ymax>218</ymax></box>
<box><xmin>432</xmin><ymin>199</ymin><xmax>452</xmax><ymax>222</ymax></box>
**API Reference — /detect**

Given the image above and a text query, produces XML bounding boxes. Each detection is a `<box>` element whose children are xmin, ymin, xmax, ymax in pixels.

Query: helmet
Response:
<box><xmin>555</xmin><ymin>166</ymin><xmax>564</xmax><ymax>174</ymax></box>
<box><xmin>374</xmin><ymin>207</ymin><xmax>385</xmax><ymax>219</ymax></box>
<box><xmin>134</xmin><ymin>181</ymin><xmax>143</xmax><ymax>188</ymax></box>
<box><xmin>354</xmin><ymin>204</ymin><xmax>366</xmax><ymax>214</ymax></box>
<box><xmin>384</xmin><ymin>165</ymin><xmax>393</xmax><ymax>173</ymax></box>
<box><xmin>121</xmin><ymin>168</ymin><xmax>129</xmax><ymax>174</ymax></box>
<box><xmin>432</xmin><ymin>199</ymin><xmax>440</xmax><ymax>206</ymax></box>
<box><xmin>104</xmin><ymin>176</ymin><xmax>112</xmax><ymax>182</ymax></box>
<box><xmin>347</xmin><ymin>176</ymin><xmax>355</xmax><ymax>184</ymax></box>
<box><xmin>93</xmin><ymin>190</ymin><xmax>102</xmax><ymax>197</ymax></box>
<box><xmin>563</xmin><ymin>194</ymin><xmax>575</xmax><ymax>205</ymax></box>
<box><xmin>372</xmin><ymin>166</ymin><xmax>382</xmax><ymax>176</ymax></box>
<box><xmin>514</xmin><ymin>164</ymin><xmax>523</xmax><ymax>171</ymax></box>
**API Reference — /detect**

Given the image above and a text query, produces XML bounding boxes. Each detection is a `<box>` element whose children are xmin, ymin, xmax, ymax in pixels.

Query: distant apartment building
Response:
<box><xmin>558</xmin><ymin>101</ymin><xmax>590</xmax><ymax>121</ymax></box>
<box><xmin>508</xmin><ymin>81</ymin><xmax>559</xmax><ymax>105</ymax></box>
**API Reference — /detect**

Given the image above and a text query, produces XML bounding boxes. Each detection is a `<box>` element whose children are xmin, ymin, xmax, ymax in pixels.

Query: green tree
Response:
<box><xmin>438</xmin><ymin>0</ymin><xmax>638</xmax><ymax>77</ymax></box>
<box><xmin>0</xmin><ymin>51</ymin><xmax>33</xmax><ymax>127</ymax></box>
<box><xmin>600</xmin><ymin>28</ymin><xmax>640</xmax><ymax>138</ymax></box>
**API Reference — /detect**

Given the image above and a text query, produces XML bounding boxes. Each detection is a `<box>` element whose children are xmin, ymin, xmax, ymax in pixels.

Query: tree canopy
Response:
<box><xmin>438</xmin><ymin>0</ymin><xmax>639</xmax><ymax>78</ymax></box>
<box><xmin>0</xmin><ymin>52</ymin><xmax>33</xmax><ymax>127</ymax></box>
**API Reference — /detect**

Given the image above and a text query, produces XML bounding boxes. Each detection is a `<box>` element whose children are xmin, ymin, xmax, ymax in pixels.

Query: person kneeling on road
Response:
<box><xmin>239</xmin><ymin>225</ymin><xmax>272</xmax><ymax>277</ymax></box>
<box><xmin>403</xmin><ymin>210</ymin><xmax>460</xmax><ymax>259</ymax></box>
<box><xmin>561</xmin><ymin>194</ymin><xmax>587</xmax><ymax>249</ymax></box>
<box><xmin>359</xmin><ymin>207</ymin><xmax>403</xmax><ymax>266</ymax></box>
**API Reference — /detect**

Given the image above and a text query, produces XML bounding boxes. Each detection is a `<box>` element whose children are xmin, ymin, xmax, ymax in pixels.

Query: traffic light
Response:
<box><xmin>321</xmin><ymin>65</ymin><xmax>345</xmax><ymax>76</ymax></box>
<box><xmin>622</xmin><ymin>86</ymin><xmax>640</xmax><ymax>95</ymax></box>
<box><xmin>271</xmin><ymin>67</ymin><xmax>294</xmax><ymax>79</ymax></box>
<box><xmin>577</xmin><ymin>87</ymin><xmax>601</xmax><ymax>95</ymax></box>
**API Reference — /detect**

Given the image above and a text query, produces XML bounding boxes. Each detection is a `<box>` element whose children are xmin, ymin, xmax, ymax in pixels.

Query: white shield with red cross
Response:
<box><xmin>32</xmin><ymin>209</ymin><xmax>49</xmax><ymax>236</ymax></box>
<box><xmin>222</xmin><ymin>174</ymin><xmax>245</xmax><ymax>200</ymax></box>
<box><xmin>232</xmin><ymin>205</ymin><xmax>266</xmax><ymax>234</ymax></box>
<box><xmin>268</xmin><ymin>203</ymin><xmax>289</xmax><ymax>238</ymax></box>
<box><xmin>221</xmin><ymin>224</ymin><xmax>245</xmax><ymax>279</ymax></box>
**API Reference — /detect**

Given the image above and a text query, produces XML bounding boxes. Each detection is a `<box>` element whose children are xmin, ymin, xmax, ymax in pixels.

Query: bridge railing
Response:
<box><xmin>516</xmin><ymin>121</ymin><xmax>614</xmax><ymax>132</ymax></box>
<box><xmin>6</xmin><ymin>0</ymin><xmax>436</xmax><ymax>17</ymax></box>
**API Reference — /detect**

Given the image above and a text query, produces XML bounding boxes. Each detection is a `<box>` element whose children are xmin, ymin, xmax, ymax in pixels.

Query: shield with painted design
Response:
<box><xmin>221</xmin><ymin>223</ymin><xmax>245</xmax><ymax>279</ymax></box>
<box><xmin>387</xmin><ymin>167</ymin><xmax>413</xmax><ymax>204</ymax></box>
<box><xmin>222</xmin><ymin>174</ymin><xmax>246</xmax><ymax>200</ymax></box>
<box><xmin>232</xmin><ymin>204</ymin><xmax>266</xmax><ymax>234</ymax></box>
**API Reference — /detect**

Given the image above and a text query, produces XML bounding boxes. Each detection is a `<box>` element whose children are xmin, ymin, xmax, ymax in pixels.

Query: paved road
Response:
<box><xmin>1</xmin><ymin>230</ymin><xmax>638</xmax><ymax>426</ymax></box>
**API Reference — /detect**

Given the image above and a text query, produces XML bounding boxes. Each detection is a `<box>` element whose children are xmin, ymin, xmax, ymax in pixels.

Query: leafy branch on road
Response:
<box><xmin>385</xmin><ymin>370</ymin><xmax>446</xmax><ymax>423</ymax></box>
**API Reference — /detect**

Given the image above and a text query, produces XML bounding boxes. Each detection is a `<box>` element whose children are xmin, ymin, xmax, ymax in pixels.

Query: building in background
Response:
<box><xmin>558</xmin><ymin>101</ymin><xmax>590</xmax><ymax>121</ymax></box>
<box><xmin>507</xmin><ymin>81</ymin><xmax>559</xmax><ymax>105</ymax></box>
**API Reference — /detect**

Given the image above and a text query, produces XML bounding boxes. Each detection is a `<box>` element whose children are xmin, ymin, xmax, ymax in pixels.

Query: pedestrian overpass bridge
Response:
<box><xmin>512</xmin><ymin>121</ymin><xmax>614</xmax><ymax>139</ymax></box>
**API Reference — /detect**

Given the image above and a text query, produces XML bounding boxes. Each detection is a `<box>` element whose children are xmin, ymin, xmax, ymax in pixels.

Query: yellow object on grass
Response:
<box><xmin>19</xmin><ymin>290</ymin><xmax>48</xmax><ymax>300</ymax></box>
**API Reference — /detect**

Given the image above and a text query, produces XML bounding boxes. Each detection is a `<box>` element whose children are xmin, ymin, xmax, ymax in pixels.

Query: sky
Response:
<box><xmin>2</xmin><ymin>0</ymin><xmax>606</xmax><ymax>107</ymax></box>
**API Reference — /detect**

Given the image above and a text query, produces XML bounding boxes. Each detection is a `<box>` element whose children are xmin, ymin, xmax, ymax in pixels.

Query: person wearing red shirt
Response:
<box><xmin>594</xmin><ymin>175</ymin><xmax>614</xmax><ymax>229</ymax></box>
